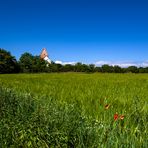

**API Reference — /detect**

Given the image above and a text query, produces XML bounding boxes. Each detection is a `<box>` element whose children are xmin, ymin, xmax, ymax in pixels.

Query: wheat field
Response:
<box><xmin>0</xmin><ymin>73</ymin><xmax>148</xmax><ymax>147</ymax></box>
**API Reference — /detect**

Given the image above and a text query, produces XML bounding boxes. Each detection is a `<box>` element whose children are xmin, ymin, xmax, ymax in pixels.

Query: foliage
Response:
<box><xmin>19</xmin><ymin>52</ymin><xmax>34</xmax><ymax>72</ymax></box>
<box><xmin>1</xmin><ymin>48</ymin><xmax>148</xmax><ymax>73</ymax></box>
<box><xmin>0</xmin><ymin>73</ymin><xmax>148</xmax><ymax>147</ymax></box>
<box><xmin>19</xmin><ymin>53</ymin><xmax>47</xmax><ymax>73</ymax></box>
<box><xmin>126</xmin><ymin>66</ymin><xmax>139</xmax><ymax>73</ymax></box>
<box><xmin>0</xmin><ymin>48</ymin><xmax>20</xmax><ymax>73</ymax></box>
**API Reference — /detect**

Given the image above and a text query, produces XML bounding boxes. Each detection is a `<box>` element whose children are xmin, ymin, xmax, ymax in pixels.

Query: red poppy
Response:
<box><xmin>105</xmin><ymin>104</ymin><xmax>110</xmax><ymax>110</ymax></box>
<box><xmin>114</xmin><ymin>113</ymin><xmax>118</xmax><ymax>121</ymax></box>
<box><xmin>120</xmin><ymin>115</ymin><xmax>125</xmax><ymax>120</ymax></box>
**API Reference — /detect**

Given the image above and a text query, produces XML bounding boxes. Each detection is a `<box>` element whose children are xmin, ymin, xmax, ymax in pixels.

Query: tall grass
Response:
<box><xmin>0</xmin><ymin>73</ymin><xmax>148</xmax><ymax>147</ymax></box>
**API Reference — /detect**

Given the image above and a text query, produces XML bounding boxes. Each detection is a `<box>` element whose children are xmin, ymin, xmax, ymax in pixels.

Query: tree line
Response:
<box><xmin>0</xmin><ymin>48</ymin><xmax>148</xmax><ymax>74</ymax></box>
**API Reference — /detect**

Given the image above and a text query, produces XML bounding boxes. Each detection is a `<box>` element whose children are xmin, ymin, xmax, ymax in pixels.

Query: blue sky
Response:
<box><xmin>0</xmin><ymin>0</ymin><xmax>148</xmax><ymax>66</ymax></box>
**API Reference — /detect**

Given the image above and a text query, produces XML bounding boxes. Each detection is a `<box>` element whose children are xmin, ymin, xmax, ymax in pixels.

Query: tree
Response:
<box><xmin>126</xmin><ymin>66</ymin><xmax>139</xmax><ymax>73</ymax></box>
<box><xmin>138</xmin><ymin>67</ymin><xmax>145</xmax><ymax>73</ymax></box>
<box><xmin>19</xmin><ymin>52</ymin><xmax>34</xmax><ymax>72</ymax></box>
<box><xmin>81</xmin><ymin>64</ymin><xmax>89</xmax><ymax>72</ymax></box>
<box><xmin>74</xmin><ymin>63</ymin><xmax>90</xmax><ymax>72</ymax></box>
<box><xmin>0</xmin><ymin>48</ymin><xmax>20</xmax><ymax>73</ymax></box>
<box><xmin>62</xmin><ymin>64</ymin><xmax>74</xmax><ymax>72</ymax></box>
<box><xmin>88</xmin><ymin>64</ymin><xmax>95</xmax><ymax>72</ymax></box>
<box><xmin>94</xmin><ymin>66</ymin><xmax>102</xmax><ymax>72</ymax></box>
<box><xmin>74</xmin><ymin>62</ymin><xmax>83</xmax><ymax>72</ymax></box>
<box><xmin>102</xmin><ymin>64</ymin><xmax>113</xmax><ymax>73</ymax></box>
<box><xmin>32</xmin><ymin>56</ymin><xmax>47</xmax><ymax>72</ymax></box>
<box><xmin>56</xmin><ymin>64</ymin><xmax>63</xmax><ymax>72</ymax></box>
<box><xmin>145</xmin><ymin>67</ymin><xmax>148</xmax><ymax>73</ymax></box>
<box><xmin>113</xmin><ymin>65</ymin><xmax>122</xmax><ymax>73</ymax></box>
<box><xmin>19</xmin><ymin>53</ymin><xmax>48</xmax><ymax>73</ymax></box>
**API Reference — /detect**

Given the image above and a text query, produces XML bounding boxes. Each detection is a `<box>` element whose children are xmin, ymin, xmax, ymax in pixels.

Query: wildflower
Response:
<box><xmin>114</xmin><ymin>113</ymin><xmax>118</xmax><ymax>121</ymax></box>
<box><xmin>120</xmin><ymin>115</ymin><xmax>125</xmax><ymax>120</ymax></box>
<box><xmin>105</xmin><ymin>104</ymin><xmax>110</xmax><ymax>110</ymax></box>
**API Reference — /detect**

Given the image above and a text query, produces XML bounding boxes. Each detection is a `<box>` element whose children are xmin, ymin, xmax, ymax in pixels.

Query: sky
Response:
<box><xmin>0</xmin><ymin>0</ymin><xmax>148</xmax><ymax>67</ymax></box>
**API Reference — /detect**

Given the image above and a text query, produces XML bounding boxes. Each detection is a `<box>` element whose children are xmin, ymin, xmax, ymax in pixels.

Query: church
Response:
<box><xmin>40</xmin><ymin>48</ymin><xmax>51</xmax><ymax>64</ymax></box>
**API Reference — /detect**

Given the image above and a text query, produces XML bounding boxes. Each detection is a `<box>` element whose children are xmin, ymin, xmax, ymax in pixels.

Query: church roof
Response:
<box><xmin>40</xmin><ymin>48</ymin><xmax>48</xmax><ymax>59</ymax></box>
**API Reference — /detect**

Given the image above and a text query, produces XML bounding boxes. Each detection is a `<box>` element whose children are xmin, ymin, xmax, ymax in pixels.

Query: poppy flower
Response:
<box><xmin>105</xmin><ymin>104</ymin><xmax>110</xmax><ymax>110</ymax></box>
<box><xmin>120</xmin><ymin>115</ymin><xmax>125</xmax><ymax>120</ymax></box>
<box><xmin>114</xmin><ymin>113</ymin><xmax>118</xmax><ymax>121</ymax></box>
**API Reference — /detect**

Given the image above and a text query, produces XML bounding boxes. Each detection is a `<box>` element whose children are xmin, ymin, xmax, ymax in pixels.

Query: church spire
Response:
<box><xmin>40</xmin><ymin>48</ymin><xmax>51</xmax><ymax>64</ymax></box>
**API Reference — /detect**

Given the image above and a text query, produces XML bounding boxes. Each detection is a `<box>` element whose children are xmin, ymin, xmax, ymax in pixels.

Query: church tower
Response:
<box><xmin>40</xmin><ymin>48</ymin><xmax>51</xmax><ymax>64</ymax></box>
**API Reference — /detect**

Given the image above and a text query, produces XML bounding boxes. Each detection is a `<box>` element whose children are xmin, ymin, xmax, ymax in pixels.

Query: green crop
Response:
<box><xmin>0</xmin><ymin>73</ymin><xmax>148</xmax><ymax>147</ymax></box>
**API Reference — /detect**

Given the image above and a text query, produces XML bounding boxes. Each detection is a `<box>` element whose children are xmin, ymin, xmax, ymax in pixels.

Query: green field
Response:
<box><xmin>0</xmin><ymin>73</ymin><xmax>148</xmax><ymax>147</ymax></box>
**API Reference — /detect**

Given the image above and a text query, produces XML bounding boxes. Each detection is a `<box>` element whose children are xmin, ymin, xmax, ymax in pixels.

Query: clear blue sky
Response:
<box><xmin>0</xmin><ymin>0</ymin><xmax>148</xmax><ymax>65</ymax></box>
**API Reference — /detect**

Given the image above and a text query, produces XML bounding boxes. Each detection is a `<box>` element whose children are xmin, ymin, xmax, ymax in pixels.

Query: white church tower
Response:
<box><xmin>40</xmin><ymin>48</ymin><xmax>51</xmax><ymax>64</ymax></box>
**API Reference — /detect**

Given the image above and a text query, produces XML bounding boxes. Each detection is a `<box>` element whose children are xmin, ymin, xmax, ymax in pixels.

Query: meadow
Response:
<box><xmin>0</xmin><ymin>73</ymin><xmax>148</xmax><ymax>147</ymax></box>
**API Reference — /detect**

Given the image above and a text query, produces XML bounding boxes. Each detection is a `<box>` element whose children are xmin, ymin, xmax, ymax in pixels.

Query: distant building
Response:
<box><xmin>40</xmin><ymin>48</ymin><xmax>51</xmax><ymax>64</ymax></box>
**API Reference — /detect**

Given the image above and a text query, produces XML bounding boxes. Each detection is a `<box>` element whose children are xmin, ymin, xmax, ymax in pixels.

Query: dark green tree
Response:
<box><xmin>94</xmin><ymin>66</ymin><xmax>102</xmax><ymax>72</ymax></box>
<box><xmin>63</xmin><ymin>64</ymin><xmax>74</xmax><ymax>72</ymax></box>
<box><xmin>32</xmin><ymin>56</ymin><xmax>47</xmax><ymax>72</ymax></box>
<box><xmin>19</xmin><ymin>52</ymin><xmax>34</xmax><ymax>72</ymax></box>
<box><xmin>126</xmin><ymin>66</ymin><xmax>139</xmax><ymax>73</ymax></box>
<box><xmin>138</xmin><ymin>67</ymin><xmax>145</xmax><ymax>73</ymax></box>
<box><xmin>0</xmin><ymin>48</ymin><xmax>20</xmax><ymax>73</ymax></box>
<box><xmin>56</xmin><ymin>64</ymin><xmax>63</xmax><ymax>72</ymax></box>
<box><xmin>74</xmin><ymin>62</ymin><xmax>83</xmax><ymax>72</ymax></box>
<box><xmin>144</xmin><ymin>67</ymin><xmax>148</xmax><ymax>73</ymax></box>
<box><xmin>102</xmin><ymin>64</ymin><xmax>113</xmax><ymax>73</ymax></box>
<box><xmin>46</xmin><ymin>63</ymin><xmax>59</xmax><ymax>72</ymax></box>
<box><xmin>113</xmin><ymin>65</ymin><xmax>122</xmax><ymax>73</ymax></box>
<box><xmin>88</xmin><ymin>64</ymin><xmax>95</xmax><ymax>72</ymax></box>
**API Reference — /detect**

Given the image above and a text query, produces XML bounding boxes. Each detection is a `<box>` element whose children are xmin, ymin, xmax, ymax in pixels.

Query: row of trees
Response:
<box><xmin>1</xmin><ymin>48</ymin><xmax>148</xmax><ymax>74</ymax></box>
